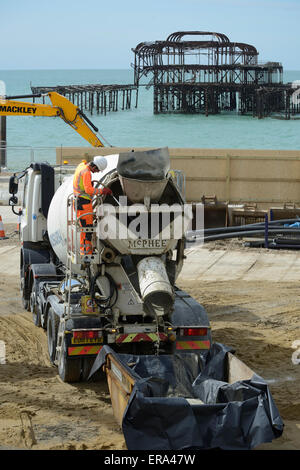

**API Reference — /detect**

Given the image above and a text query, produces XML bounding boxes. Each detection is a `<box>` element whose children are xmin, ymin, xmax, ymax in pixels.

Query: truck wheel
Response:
<box><xmin>22</xmin><ymin>295</ymin><xmax>29</xmax><ymax>311</ymax></box>
<box><xmin>20</xmin><ymin>277</ymin><xmax>30</xmax><ymax>311</ymax></box>
<box><xmin>47</xmin><ymin>308</ymin><xmax>59</xmax><ymax>364</ymax></box>
<box><xmin>30</xmin><ymin>286</ymin><xmax>41</xmax><ymax>327</ymax></box>
<box><xmin>58</xmin><ymin>337</ymin><xmax>81</xmax><ymax>383</ymax></box>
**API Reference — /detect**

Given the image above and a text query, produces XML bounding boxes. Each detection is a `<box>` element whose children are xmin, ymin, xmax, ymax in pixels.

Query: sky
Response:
<box><xmin>1</xmin><ymin>0</ymin><xmax>300</xmax><ymax>70</ymax></box>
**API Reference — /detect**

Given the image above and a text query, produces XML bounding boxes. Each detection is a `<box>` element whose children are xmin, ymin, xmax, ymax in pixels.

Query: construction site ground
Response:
<box><xmin>0</xmin><ymin>218</ymin><xmax>299</xmax><ymax>450</ymax></box>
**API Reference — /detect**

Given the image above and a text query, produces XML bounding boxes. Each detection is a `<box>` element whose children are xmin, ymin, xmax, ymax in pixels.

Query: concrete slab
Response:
<box><xmin>199</xmin><ymin>251</ymin><xmax>259</xmax><ymax>281</ymax></box>
<box><xmin>179</xmin><ymin>246</ymin><xmax>300</xmax><ymax>282</ymax></box>
<box><xmin>242</xmin><ymin>251</ymin><xmax>300</xmax><ymax>282</ymax></box>
<box><xmin>180</xmin><ymin>248</ymin><xmax>227</xmax><ymax>279</ymax></box>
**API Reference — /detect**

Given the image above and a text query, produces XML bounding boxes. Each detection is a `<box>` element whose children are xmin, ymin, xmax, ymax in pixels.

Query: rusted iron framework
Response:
<box><xmin>132</xmin><ymin>31</ymin><xmax>299</xmax><ymax>118</ymax></box>
<box><xmin>31</xmin><ymin>84</ymin><xmax>138</xmax><ymax>115</ymax></box>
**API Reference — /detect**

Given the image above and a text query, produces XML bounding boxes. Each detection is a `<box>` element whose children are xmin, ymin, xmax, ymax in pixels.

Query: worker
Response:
<box><xmin>73</xmin><ymin>156</ymin><xmax>112</xmax><ymax>255</ymax></box>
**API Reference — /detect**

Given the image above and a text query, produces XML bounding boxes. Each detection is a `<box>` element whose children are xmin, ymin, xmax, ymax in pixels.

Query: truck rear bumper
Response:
<box><xmin>68</xmin><ymin>345</ymin><xmax>103</xmax><ymax>356</ymax></box>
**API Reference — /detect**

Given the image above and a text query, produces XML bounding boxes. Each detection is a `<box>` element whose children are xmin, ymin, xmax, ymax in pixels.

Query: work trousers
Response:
<box><xmin>76</xmin><ymin>197</ymin><xmax>93</xmax><ymax>255</ymax></box>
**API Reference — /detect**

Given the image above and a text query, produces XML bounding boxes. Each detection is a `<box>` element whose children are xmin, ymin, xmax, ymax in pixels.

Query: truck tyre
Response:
<box><xmin>20</xmin><ymin>276</ymin><xmax>30</xmax><ymax>311</ymax></box>
<box><xmin>30</xmin><ymin>284</ymin><xmax>41</xmax><ymax>327</ymax></box>
<box><xmin>58</xmin><ymin>337</ymin><xmax>81</xmax><ymax>383</ymax></box>
<box><xmin>21</xmin><ymin>294</ymin><xmax>29</xmax><ymax>311</ymax></box>
<box><xmin>47</xmin><ymin>308</ymin><xmax>59</xmax><ymax>364</ymax></box>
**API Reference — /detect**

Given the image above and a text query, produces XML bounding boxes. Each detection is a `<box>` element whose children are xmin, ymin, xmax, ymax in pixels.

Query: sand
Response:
<box><xmin>0</xmin><ymin>225</ymin><xmax>299</xmax><ymax>450</ymax></box>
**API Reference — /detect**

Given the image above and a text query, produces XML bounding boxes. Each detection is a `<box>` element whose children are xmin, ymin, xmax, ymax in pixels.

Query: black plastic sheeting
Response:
<box><xmin>89</xmin><ymin>343</ymin><xmax>284</xmax><ymax>450</ymax></box>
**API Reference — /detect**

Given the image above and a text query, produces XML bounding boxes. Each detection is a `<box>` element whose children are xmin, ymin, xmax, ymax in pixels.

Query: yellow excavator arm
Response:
<box><xmin>0</xmin><ymin>91</ymin><xmax>105</xmax><ymax>147</ymax></box>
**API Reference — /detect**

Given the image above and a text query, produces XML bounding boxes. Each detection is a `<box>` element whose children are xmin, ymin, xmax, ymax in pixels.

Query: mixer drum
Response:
<box><xmin>47</xmin><ymin>175</ymin><xmax>75</xmax><ymax>269</ymax></box>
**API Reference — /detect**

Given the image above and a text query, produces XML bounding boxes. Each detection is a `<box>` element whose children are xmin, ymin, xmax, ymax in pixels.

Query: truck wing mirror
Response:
<box><xmin>9</xmin><ymin>175</ymin><xmax>18</xmax><ymax>195</ymax></box>
<box><xmin>9</xmin><ymin>195</ymin><xmax>18</xmax><ymax>206</ymax></box>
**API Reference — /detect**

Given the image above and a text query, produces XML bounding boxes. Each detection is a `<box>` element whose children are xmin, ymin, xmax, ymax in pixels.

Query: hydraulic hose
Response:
<box><xmin>90</xmin><ymin>270</ymin><xmax>118</xmax><ymax>309</ymax></box>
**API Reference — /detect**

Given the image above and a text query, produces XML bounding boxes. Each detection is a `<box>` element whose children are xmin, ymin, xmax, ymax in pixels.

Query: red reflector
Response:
<box><xmin>73</xmin><ymin>330</ymin><xmax>100</xmax><ymax>339</ymax></box>
<box><xmin>73</xmin><ymin>331</ymin><xmax>83</xmax><ymax>339</ymax></box>
<box><xmin>183</xmin><ymin>328</ymin><xmax>207</xmax><ymax>336</ymax></box>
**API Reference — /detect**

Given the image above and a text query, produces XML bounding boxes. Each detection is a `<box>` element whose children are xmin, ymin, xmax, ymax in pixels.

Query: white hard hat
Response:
<box><xmin>93</xmin><ymin>156</ymin><xmax>107</xmax><ymax>171</ymax></box>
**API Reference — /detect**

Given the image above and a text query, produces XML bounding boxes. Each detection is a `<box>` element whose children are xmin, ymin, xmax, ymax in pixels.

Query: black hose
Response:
<box><xmin>90</xmin><ymin>270</ymin><xmax>118</xmax><ymax>309</ymax></box>
<box><xmin>203</xmin><ymin>218</ymin><xmax>300</xmax><ymax>235</ymax></box>
<box><xmin>204</xmin><ymin>225</ymin><xmax>269</xmax><ymax>235</ymax></box>
<box><xmin>104</xmin><ymin>272</ymin><xmax>119</xmax><ymax>308</ymax></box>
<box><xmin>269</xmin><ymin>243</ymin><xmax>300</xmax><ymax>250</ymax></box>
<box><xmin>273</xmin><ymin>237</ymin><xmax>300</xmax><ymax>245</ymax></box>
<box><xmin>203</xmin><ymin>228</ymin><xmax>300</xmax><ymax>242</ymax></box>
<box><xmin>267</xmin><ymin>218</ymin><xmax>300</xmax><ymax>225</ymax></box>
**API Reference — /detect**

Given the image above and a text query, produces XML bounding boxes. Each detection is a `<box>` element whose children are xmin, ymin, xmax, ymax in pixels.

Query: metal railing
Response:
<box><xmin>66</xmin><ymin>194</ymin><xmax>100</xmax><ymax>266</ymax></box>
<box><xmin>0</xmin><ymin>145</ymin><xmax>57</xmax><ymax>172</ymax></box>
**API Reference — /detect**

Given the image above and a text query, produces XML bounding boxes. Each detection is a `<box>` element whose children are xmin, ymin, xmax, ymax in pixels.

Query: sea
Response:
<box><xmin>1</xmin><ymin>69</ymin><xmax>300</xmax><ymax>172</ymax></box>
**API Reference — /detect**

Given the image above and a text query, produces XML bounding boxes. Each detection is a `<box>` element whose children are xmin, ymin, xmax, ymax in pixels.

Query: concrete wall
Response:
<box><xmin>56</xmin><ymin>147</ymin><xmax>300</xmax><ymax>208</ymax></box>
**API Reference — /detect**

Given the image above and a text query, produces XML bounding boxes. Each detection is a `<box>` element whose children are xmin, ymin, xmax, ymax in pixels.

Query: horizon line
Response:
<box><xmin>0</xmin><ymin>67</ymin><xmax>299</xmax><ymax>73</ymax></box>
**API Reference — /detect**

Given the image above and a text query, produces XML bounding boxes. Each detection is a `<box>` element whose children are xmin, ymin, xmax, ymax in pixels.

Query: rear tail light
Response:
<box><xmin>181</xmin><ymin>328</ymin><xmax>208</xmax><ymax>336</ymax></box>
<box><xmin>73</xmin><ymin>330</ymin><xmax>102</xmax><ymax>339</ymax></box>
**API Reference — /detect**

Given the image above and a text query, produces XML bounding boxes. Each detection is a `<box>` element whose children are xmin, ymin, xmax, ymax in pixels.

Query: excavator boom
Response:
<box><xmin>0</xmin><ymin>91</ymin><xmax>104</xmax><ymax>147</ymax></box>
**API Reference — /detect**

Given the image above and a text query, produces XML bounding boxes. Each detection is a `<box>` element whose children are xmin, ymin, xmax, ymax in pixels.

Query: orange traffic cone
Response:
<box><xmin>0</xmin><ymin>216</ymin><xmax>8</xmax><ymax>240</ymax></box>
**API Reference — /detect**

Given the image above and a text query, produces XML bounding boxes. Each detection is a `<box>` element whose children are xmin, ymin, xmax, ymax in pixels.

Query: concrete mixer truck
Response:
<box><xmin>8</xmin><ymin>147</ymin><xmax>211</xmax><ymax>383</ymax></box>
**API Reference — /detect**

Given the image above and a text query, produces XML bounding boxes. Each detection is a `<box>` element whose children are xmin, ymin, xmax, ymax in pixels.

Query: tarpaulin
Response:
<box><xmin>89</xmin><ymin>343</ymin><xmax>284</xmax><ymax>450</ymax></box>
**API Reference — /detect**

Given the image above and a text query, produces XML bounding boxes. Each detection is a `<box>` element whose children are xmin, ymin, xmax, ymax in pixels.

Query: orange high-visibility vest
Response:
<box><xmin>73</xmin><ymin>162</ymin><xmax>103</xmax><ymax>201</ymax></box>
